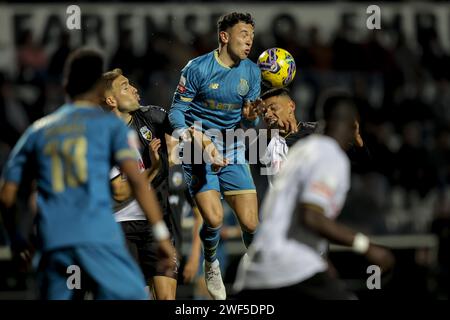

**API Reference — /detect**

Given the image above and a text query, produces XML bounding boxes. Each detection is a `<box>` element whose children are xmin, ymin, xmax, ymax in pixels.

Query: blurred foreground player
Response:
<box><xmin>234</xmin><ymin>94</ymin><xmax>394</xmax><ymax>299</ymax></box>
<box><xmin>102</xmin><ymin>68</ymin><xmax>179</xmax><ymax>300</ymax></box>
<box><xmin>0</xmin><ymin>49</ymin><xmax>175</xmax><ymax>299</ymax></box>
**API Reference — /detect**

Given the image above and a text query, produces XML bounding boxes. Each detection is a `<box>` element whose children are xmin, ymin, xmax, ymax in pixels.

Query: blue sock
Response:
<box><xmin>200</xmin><ymin>223</ymin><xmax>221</xmax><ymax>263</ymax></box>
<box><xmin>242</xmin><ymin>230</ymin><xmax>255</xmax><ymax>249</ymax></box>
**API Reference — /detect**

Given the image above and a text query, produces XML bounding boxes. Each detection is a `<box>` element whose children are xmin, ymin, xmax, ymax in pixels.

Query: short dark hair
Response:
<box><xmin>217</xmin><ymin>12</ymin><xmax>255</xmax><ymax>43</ymax></box>
<box><xmin>260</xmin><ymin>87</ymin><xmax>291</xmax><ymax>100</ymax></box>
<box><xmin>63</xmin><ymin>48</ymin><xmax>104</xmax><ymax>99</ymax></box>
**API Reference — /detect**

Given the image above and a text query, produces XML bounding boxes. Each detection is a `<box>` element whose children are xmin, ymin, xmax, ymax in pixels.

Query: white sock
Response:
<box><xmin>207</xmin><ymin>259</ymin><xmax>220</xmax><ymax>268</ymax></box>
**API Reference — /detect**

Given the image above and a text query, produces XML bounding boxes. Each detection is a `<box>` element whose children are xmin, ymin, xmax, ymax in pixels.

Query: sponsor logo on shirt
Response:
<box><xmin>311</xmin><ymin>181</ymin><xmax>334</xmax><ymax>198</ymax></box>
<box><xmin>209</xmin><ymin>83</ymin><xmax>220</xmax><ymax>89</ymax></box>
<box><xmin>203</xmin><ymin>99</ymin><xmax>240</xmax><ymax>111</ymax></box>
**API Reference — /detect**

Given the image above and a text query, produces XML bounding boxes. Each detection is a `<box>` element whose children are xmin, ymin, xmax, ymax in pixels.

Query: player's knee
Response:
<box><xmin>204</xmin><ymin>213</ymin><xmax>223</xmax><ymax>228</ymax></box>
<box><xmin>200</xmin><ymin>207</ymin><xmax>223</xmax><ymax>228</ymax></box>
<box><xmin>240</xmin><ymin>212</ymin><xmax>259</xmax><ymax>233</ymax></box>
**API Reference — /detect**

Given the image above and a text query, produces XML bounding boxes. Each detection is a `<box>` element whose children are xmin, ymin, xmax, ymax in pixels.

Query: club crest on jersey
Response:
<box><xmin>139</xmin><ymin>126</ymin><xmax>153</xmax><ymax>141</ymax></box>
<box><xmin>237</xmin><ymin>79</ymin><xmax>249</xmax><ymax>96</ymax></box>
<box><xmin>172</xmin><ymin>171</ymin><xmax>183</xmax><ymax>187</ymax></box>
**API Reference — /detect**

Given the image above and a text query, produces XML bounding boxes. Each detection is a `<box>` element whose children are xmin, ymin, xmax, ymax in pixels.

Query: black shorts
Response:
<box><xmin>120</xmin><ymin>220</ymin><xmax>179</xmax><ymax>281</ymax></box>
<box><xmin>237</xmin><ymin>272</ymin><xmax>356</xmax><ymax>300</ymax></box>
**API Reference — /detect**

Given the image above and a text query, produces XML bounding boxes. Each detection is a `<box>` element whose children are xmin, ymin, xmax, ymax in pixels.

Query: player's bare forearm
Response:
<box><xmin>188</xmin><ymin>127</ymin><xmax>211</xmax><ymax>150</ymax></box>
<box><xmin>0</xmin><ymin>181</ymin><xmax>18</xmax><ymax>209</ymax></box>
<box><xmin>111</xmin><ymin>166</ymin><xmax>160</xmax><ymax>202</ymax></box>
<box><xmin>120</xmin><ymin>160</ymin><xmax>164</xmax><ymax>225</ymax></box>
<box><xmin>298</xmin><ymin>203</ymin><xmax>358</xmax><ymax>247</ymax></box>
<box><xmin>111</xmin><ymin>176</ymin><xmax>132</xmax><ymax>202</ymax></box>
<box><xmin>146</xmin><ymin>161</ymin><xmax>161</xmax><ymax>183</ymax></box>
<box><xmin>300</xmin><ymin>204</ymin><xmax>395</xmax><ymax>271</ymax></box>
<box><xmin>0</xmin><ymin>181</ymin><xmax>19</xmax><ymax>239</ymax></box>
<box><xmin>189</xmin><ymin>127</ymin><xmax>228</xmax><ymax>170</ymax></box>
<box><xmin>165</xmin><ymin>134</ymin><xmax>180</xmax><ymax>167</ymax></box>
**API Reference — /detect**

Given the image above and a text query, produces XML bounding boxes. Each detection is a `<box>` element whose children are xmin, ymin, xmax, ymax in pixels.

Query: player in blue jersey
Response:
<box><xmin>0</xmin><ymin>49</ymin><xmax>175</xmax><ymax>300</ymax></box>
<box><xmin>169</xmin><ymin>12</ymin><xmax>286</xmax><ymax>300</ymax></box>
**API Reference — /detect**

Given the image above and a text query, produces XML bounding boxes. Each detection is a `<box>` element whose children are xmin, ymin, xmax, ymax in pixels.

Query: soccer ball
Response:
<box><xmin>257</xmin><ymin>48</ymin><xmax>296</xmax><ymax>88</ymax></box>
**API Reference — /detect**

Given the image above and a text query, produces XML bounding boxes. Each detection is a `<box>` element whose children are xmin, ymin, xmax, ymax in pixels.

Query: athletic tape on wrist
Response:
<box><xmin>152</xmin><ymin>221</ymin><xmax>170</xmax><ymax>241</ymax></box>
<box><xmin>352</xmin><ymin>233</ymin><xmax>370</xmax><ymax>254</ymax></box>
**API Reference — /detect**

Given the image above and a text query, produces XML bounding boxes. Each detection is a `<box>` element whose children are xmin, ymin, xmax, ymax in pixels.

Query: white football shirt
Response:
<box><xmin>234</xmin><ymin>134</ymin><xmax>350</xmax><ymax>290</ymax></box>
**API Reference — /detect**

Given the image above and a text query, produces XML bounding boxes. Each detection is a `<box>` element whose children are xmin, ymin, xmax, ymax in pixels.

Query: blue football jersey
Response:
<box><xmin>169</xmin><ymin>50</ymin><xmax>261</xmax><ymax>160</ymax></box>
<box><xmin>2</xmin><ymin>104</ymin><xmax>139</xmax><ymax>251</ymax></box>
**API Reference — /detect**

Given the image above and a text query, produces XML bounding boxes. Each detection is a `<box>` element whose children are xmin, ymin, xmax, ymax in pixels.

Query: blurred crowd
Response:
<box><xmin>0</xmin><ymin>4</ymin><xmax>449</xmax><ymax>298</ymax></box>
<box><xmin>0</xmin><ymin>17</ymin><xmax>449</xmax><ymax>246</ymax></box>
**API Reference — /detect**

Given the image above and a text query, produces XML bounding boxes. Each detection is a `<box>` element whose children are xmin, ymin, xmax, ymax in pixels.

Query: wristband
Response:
<box><xmin>352</xmin><ymin>233</ymin><xmax>370</xmax><ymax>254</ymax></box>
<box><xmin>152</xmin><ymin>221</ymin><xmax>170</xmax><ymax>241</ymax></box>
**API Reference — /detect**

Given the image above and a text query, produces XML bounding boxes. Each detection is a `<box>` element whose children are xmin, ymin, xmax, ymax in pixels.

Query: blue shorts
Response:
<box><xmin>37</xmin><ymin>243</ymin><xmax>148</xmax><ymax>300</ymax></box>
<box><xmin>183</xmin><ymin>163</ymin><xmax>256</xmax><ymax>196</ymax></box>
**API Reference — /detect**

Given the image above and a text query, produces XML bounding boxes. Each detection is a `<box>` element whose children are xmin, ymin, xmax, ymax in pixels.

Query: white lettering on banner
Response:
<box><xmin>1</xmin><ymin>3</ymin><xmax>450</xmax><ymax>71</ymax></box>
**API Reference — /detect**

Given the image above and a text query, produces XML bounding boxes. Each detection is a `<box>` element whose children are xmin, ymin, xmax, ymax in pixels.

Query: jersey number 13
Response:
<box><xmin>43</xmin><ymin>136</ymin><xmax>88</xmax><ymax>192</ymax></box>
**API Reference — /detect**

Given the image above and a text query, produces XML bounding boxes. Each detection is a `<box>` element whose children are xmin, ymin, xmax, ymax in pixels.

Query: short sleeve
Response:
<box><xmin>169</xmin><ymin>60</ymin><xmax>202</xmax><ymax>131</ymax></box>
<box><xmin>149</xmin><ymin>106</ymin><xmax>173</xmax><ymax>136</ymax></box>
<box><xmin>173</xmin><ymin>60</ymin><xmax>202</xmax><ymax>104</ymax></box>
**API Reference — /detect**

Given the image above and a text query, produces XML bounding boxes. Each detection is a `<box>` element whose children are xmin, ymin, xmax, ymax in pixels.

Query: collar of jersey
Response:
<box><xmin>214</xmin><ymin>50</ymin><xmax>231</xmax><ymax>69</ymax></box>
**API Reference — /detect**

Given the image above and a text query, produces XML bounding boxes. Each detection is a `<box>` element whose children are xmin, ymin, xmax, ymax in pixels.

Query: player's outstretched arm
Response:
<box><xmin>0</xmin><ymin>181</ymin><xmax>34</xmax><ymax>268</ymax></box>
<box><xmin>298</xmin><ymin>203</ymin><xmax>395</xmax><ymax>272</ymax></box>
<box><xmin>242</xmin><ymin>99</ymin><xmax>262</xmax><ymax>121</ymax></box>
<box><xmin>188</xmin><ymin>127</ymin><xmax>229</xmax><ymax>171</ymax></box>
<box><xmin>120</xmin><ymin>159</ymin><xmax>177</xmax><ymax>268</ymax></box>
<box><xmin>165</xmin><ymin>133</ymin><xmax>181</xmax><ymax>167</ymax></box>
<box><xmin>0</xmin><ymin>181</ymin><xmax>19</xmax><ymax>238</ymax></box>
<box><xmin>110</xmin><ymin>175</ymin><xmax>132</xmax><ymax>202</ymax></box>
<box><xmin>110</xmin><ymin>137</ymin><xmax>164</xmax><ymax>203</ymax></box>
<box><xmin>0</xmin><ymin>180</ymin><xmax>18</xmax><ymax>209</ymax></box>
<box><xmin>121</xmin><ymin>159</ymin><xmax>164</xmax><ymax>225</ymax></box>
